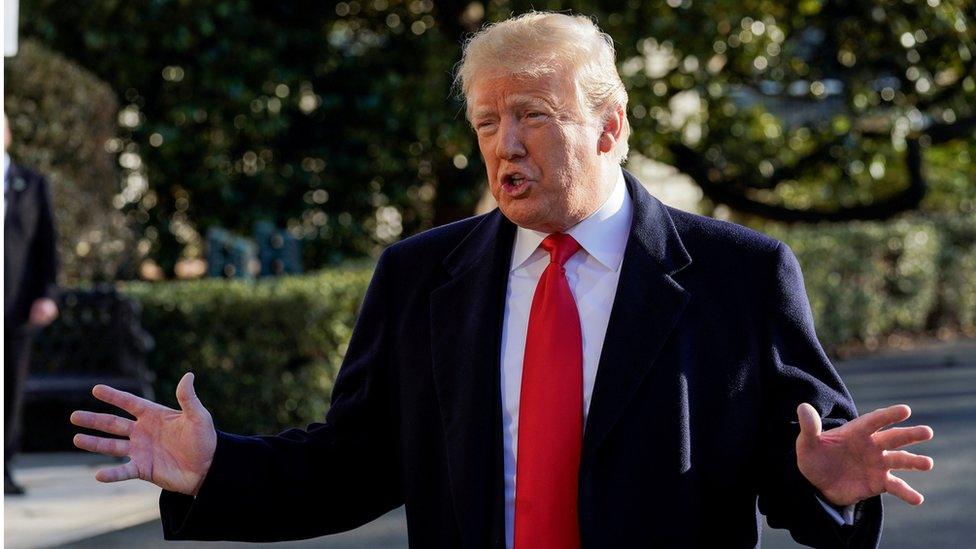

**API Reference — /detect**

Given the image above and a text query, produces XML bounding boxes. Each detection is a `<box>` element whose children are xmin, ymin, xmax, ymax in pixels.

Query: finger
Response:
<box><xmin>853</xmin><ymin>404</ymin><xmax>912</xmax><ymax>435</ymax></box>
<box><xmin>70</xmin><ymin>411</ymin><xmax>134</xmax><ymax>437</ymax></box>
<box><xmin>73</xmin><ymin>433</ymin><xmax>130</xmax><ymax>458</ymax></box>
<box><xmin>884</xmin><ymin>450</ymin><xmax>934</xmax><ymax>471</ymax></box>
<box><xmin>885</xmin><ymin>473</ymin><xmax>924</xmax><ymax>505</ymax></box>
<box><xmin>95</xmin><ymin>460</ymin><xmax>140</xmax><ymax>483</ymax></box>
<box><xmin>92</xmin><ymin>384</ymin><xmax>150</xmax><ymax>416</ymax></box>
<box><xmin>796</xmin><ymin>403</ymin><xmax>822</xmax><ymax>443</ymax></box>
<box><xmin>875</xmin><ymin>425</ymin><xmax>934</xmax><ymax>450</ymax></box>
<box><xmin>176</xmin><ymin>372</ymin><xmax>207</xmax><ymax>418</ymax></box>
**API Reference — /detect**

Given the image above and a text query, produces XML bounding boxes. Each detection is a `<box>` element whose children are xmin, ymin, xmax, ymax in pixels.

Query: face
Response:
<box><xmin>469</xmin><ymin>68</ymin><xmax>616</xmax><ymax>232</ymax></box>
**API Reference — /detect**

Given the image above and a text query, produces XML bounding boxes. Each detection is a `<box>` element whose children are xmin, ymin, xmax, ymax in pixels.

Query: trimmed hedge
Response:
<box><xmin>765</xmin><ymin>213</ymin><xmax>976</xmax><ymax>350</ymax></box>
<box><xmin>118</xmin><ymin>214</ymin><xmax>974</xmax><ymax>433</ymax></box>
<box><xmin>120</xmin><ymin>264</ymin><xmax>373</xmax><ymax>433</ymax></box>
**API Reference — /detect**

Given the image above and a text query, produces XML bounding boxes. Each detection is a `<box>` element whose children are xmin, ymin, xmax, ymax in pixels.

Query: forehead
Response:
<box><xmin>468</xmin><ymin>70</ymin><xmax>578</xmax><ymax>117</ymax></box>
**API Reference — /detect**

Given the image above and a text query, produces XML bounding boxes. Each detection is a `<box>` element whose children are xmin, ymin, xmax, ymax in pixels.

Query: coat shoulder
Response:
<box><xmin>9</xmin><ymin>162</ymin><xmax>50</xmax><ymax>188</ymax></box>
<box><xmin>666</xmin><ymin>206</ymin><xmax>783</xmax><ymax>262</ymax></box>
<box><xmin>383</xmin><ymin>211</ymin><xmax>495</xmax><ymax>262</ymax></box>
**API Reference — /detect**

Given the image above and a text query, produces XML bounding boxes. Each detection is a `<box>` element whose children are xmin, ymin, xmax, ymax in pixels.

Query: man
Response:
<box><xmin>71</xmin><ymin>12</ymin><xmax>935</xmax><ymax>548</ymax></box>
<box><xmin>5</xmin><ymin>113</ymin><xmax>60</xmax><ymax>495</ymax></box>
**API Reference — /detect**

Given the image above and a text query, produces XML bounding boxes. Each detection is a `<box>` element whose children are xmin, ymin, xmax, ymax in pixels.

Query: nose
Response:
<box><xmin>494</xmin><ymin>118</ymin><xmax>526</xmax><ymax>160</ymax></box>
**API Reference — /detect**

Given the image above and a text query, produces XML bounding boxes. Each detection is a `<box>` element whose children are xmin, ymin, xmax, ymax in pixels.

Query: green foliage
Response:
<box><xmin>766</xmin><ymin>213</ymin><xmax>976</xmax><ymax>349</ymax></box>
<box><xmin>495</xmin><ymin>0</ymin><xmax>975</xmax><ymax>217</ymax></box>
<box><xmin>120</xmin><ymin>264</ymin><xmax>374</xmax><ymax>433</ymax></box>
<box><xmin>21</xmin><ymin>0</ymin><xmax>483</xmax><ymax>275</ymax></box>
<box><xmin>16</xmin><ymin>1</ymin><xmax>972</xmax><ymax>392</ymax></box>
<box><xmin>922</xmin><ymin>140</ymin><xmax>976</xmax><ymax>214</ymax></box>
<box><xmin>3</xmin><ymin>39</ymin><xmax>136</xmax><ymax>282</ymax></box>
<box><xmin>19</xmin><ymin>0</ymin><xmax>974</xmax><ymax>277</ymax></box>
<box><xmin>934</xmin><ymin>215</ymin><xmax>976</xmax><ymax>330</ymax></box>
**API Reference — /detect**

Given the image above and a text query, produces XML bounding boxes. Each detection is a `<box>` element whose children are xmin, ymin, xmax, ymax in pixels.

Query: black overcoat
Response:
<box><xmin>161</xmin><ymin>170</ymin><xmax>882</xmax><ymax>548</ymax></box>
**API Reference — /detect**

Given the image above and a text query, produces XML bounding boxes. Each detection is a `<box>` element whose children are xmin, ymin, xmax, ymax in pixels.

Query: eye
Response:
<box><xmin>525</xmin><ymin>111</ymin><xmax>546</xmax><ymax>119</ymax></box>
<box><xmin>475</xmin><ymin>121</ymin><xmax>497</xmax><ymax>135</ymax></box>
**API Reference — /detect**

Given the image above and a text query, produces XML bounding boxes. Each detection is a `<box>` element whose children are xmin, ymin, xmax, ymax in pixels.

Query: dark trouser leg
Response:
<box><xmin>5</xmin><ymin>328</ymin><xmax>34</xmax><ymax>481</ymax></box>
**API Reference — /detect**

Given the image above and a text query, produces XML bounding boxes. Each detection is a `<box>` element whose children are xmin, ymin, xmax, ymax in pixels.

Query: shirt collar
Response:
<box><xmin>510</xmin><ymin>168</ymin><xmax>632</xmax><ymax>272</ymax></box>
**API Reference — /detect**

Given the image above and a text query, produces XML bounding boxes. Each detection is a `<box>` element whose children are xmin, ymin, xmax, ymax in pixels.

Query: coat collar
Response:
<box><xmin>430</xmin><ymin>168</ymin><xmax>692</xmax><ymax>547</ymax></box>
<box><xmin>4</xmin><ymin>161</ymin><xmax>30</xmax><ymax>222</ymax></box>
<box><xmin>619</xmin><ymin>168</ymin><xmax>692</xmax><ymax>277</ymax></box>
<box><xmin>5</xmin><ymin>161</ymin><xmax>29</xmax><ymax>193</ymax></box>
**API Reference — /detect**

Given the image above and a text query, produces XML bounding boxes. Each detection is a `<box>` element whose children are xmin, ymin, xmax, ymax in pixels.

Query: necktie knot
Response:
<box><xmin>540</xmin><ymin>233</ymin><xmax>581</xmax><ymax>266</ymax></box>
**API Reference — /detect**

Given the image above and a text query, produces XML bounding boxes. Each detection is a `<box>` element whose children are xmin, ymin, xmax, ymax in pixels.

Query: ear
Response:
<box><xmin>597</xmin><ymin>104</ymin><xmax>625</xmax><ymax>155</ymax></box>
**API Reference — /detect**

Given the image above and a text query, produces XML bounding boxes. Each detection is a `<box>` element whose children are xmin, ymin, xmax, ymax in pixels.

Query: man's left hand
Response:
<box><xmin>28</xmin><ymin>297</ymin><xmax>59</xmax><ymax>327</ymax></box>
<box><xmin>796</xmin><ymin>403</ymin><xmax>934</xmax><ymax>507</ymax></box>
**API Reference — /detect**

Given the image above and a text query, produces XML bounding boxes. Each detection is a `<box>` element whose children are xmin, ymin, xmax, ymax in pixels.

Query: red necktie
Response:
<box><xmin>514</xmin><ymin>233</ymin><xmax>583</xmax><ymax>549</ymax></box>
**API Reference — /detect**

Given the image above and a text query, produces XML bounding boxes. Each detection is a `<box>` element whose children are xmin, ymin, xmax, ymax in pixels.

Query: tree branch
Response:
<box><xmin>669</xmin><ymin>140</ymin><xmax>927</xmax><ymax>222</ymax></box>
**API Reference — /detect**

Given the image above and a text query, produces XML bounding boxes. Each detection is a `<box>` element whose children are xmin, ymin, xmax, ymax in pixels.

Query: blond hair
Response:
<box><xmin>455</xmin><ymin>11</ymin><xmax>631</xmax><ymax>163</ymax></box>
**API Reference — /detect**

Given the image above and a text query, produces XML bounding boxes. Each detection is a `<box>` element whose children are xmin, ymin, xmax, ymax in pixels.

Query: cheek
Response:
<box><xmin>562</xmin><ymin>128</ymin><xmax>595</xmax><ymax>167</ymax></box>
<box><xmin>547</xmin><ymin>126</ymin><xmax>583</xmax><ymax>159</ymax></box>
<box><xmin>477</xmin><ymin>140</ymin><xmax>495</xmax><ymax>170</ymax></box>
<box><xmin>539</xmin><ymin>132</ymin><xmax>581</xmax><ymax>178</ymax></box>
<box><xmin>478</xmin><ymin>136</ymin><xmax>496</xmax><ymax>160</ymax></box>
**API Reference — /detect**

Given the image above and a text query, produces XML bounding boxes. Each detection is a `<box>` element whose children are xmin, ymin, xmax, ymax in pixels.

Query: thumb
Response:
<box><xmin>796</xmin><ymin>402</ymin><xmax>822</xmax><ymax>444</ymax></box>
<box><xmin>176</xmin><ymin>372</ymin><xmax>206</xmax><ymax>417</ymax></box>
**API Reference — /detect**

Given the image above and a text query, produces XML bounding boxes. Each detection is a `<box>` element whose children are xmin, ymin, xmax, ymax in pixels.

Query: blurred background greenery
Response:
<box><xmin>5</xmin><ymin>0</ymin><xmax>974</xmax><ymax>429</ymax></box>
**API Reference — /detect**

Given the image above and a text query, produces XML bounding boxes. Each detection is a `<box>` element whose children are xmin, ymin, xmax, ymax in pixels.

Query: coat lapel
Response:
<box><xmin>582</xmin><ymin>170</ymin><xmax>693</xmax><ymax>460</ymax></box>
<box><xmin>4</xmin><ymin>162</ymin><xmax>27</xmax><ymax>227</ymax></box>
<box><xmin>429</xmin><ymin>211</ymin><xmax>515</xmax><ymax>549</ymax></box>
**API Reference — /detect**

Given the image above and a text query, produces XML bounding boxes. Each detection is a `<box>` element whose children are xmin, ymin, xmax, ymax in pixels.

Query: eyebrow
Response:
<box><xmin>470</xmin><ymin>94</ymin><xmax>560</xmax><ymax>121</ymax></box>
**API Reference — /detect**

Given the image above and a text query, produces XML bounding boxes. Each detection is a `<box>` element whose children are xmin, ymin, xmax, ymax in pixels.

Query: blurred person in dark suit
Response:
<box><xmin>4</xmin><ymin>113</ymin><xmax>60</xmax><ymax>495</ymax></box>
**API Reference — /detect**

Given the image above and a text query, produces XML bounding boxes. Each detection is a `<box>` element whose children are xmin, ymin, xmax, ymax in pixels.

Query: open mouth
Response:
<box><xmin>499</xmin><ymin>170</ymin><xmax>533</xmax><ymax>197</ymax></box>
<box><xmin>500</xmin><ymin>173</ymin><xmax>531</xmax><ymax>197</ymax></box>
<box><xmin>505</xmin><ymin>174</ymin><xmax>526</xmax><ymax>187</ymax></box>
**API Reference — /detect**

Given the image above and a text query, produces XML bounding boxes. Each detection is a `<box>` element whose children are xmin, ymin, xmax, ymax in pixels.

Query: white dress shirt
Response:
<box><xmin>500</xmin><ymin>169</ymin><xmax>632</xmax><ymax>548</ymax></box>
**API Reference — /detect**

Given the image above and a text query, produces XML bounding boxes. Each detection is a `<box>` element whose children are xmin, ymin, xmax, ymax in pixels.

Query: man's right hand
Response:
<box><xmin>70</xmin><ymin>372</ymin><xmax>217</xmax><ymax>496</ymax></box>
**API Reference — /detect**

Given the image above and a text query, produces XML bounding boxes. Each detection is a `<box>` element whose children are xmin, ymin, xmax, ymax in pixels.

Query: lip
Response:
<box><xmin>499</xmin><ymin>172</ymin><xmax>533</xmax><ymax>198</ymax></box>
<box><xmin>498</xmin><ymin>169</ymin><xmax>535</xmax><ymax>198</ymax></box>
<box><xmin>500</xmin><ymin>178</ymin><xmax>532</xmax><ymax>198</ymax></box>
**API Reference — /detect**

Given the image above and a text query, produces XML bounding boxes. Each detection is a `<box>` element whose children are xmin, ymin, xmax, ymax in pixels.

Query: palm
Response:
<box><xmin>795</xmin><ymin>403</ymin><xmax>934</xmax><ymax>507</ymax></box>
<box><xmin>128</xmin><ymin>401</ymin><xmax>215</xmax><ymax>493</ymax></box>
<box><xmin>71</xmin><ymin>373</ymin><xmax>217</xmax><ymax>495</ymax></box>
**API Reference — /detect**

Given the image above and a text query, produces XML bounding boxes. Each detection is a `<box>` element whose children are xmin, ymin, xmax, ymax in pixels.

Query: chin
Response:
<box><xmin>498</xmin><ymin>204</ymin><xmax>543</xmax><ymax>230</ymax></box>
<box><xmin>504</xmin><ymin>211</ymin><xmax>562</xmax><ymax>232</ymax></box>
<box><xmin>496</xmin><ymin>194</ymin><xmax>570</xmax><ymax>231</ymax></box>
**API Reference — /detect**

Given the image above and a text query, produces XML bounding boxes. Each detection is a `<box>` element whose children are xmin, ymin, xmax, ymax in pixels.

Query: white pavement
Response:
<box><xmin>3</xmin><ymin>453</ymin><xmax>160</xmax><ymax>549</ymax></box>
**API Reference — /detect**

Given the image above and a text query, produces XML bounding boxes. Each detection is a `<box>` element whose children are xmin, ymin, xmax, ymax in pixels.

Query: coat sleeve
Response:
<box><xmin>159</xmin><ymin>248</ymin><xmax>404</xmax><ymax>542</ymax></box>
<box><xmin>34</xmin><ymin>174</ymin><xmax>59</xmax><ymax>300</ymax></box>
<box><xmin>756</xmin><ymin>242</ymin><xmax>883</xmax><ymax>548</ymax></box>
